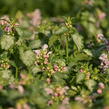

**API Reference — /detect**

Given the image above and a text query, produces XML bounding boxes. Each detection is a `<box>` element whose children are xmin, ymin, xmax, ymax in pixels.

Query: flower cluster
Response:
<box><xmin>99</xmin><ymin>53</ymin><xmax>109</xmax><ymax>71</ymax></box>
<box><xmin>18</xmin><ymin>73</ymin><xmax>34</xmax><ymax>85</ymax></box>
<box><xmin>0</xmin><ymin>60</ymin><xmax>11</xmax><ymax>70</ymax></box>
<box><xmin>53</xmin><ymin>62</ymin><xmax>67</xmax><ymax>73</ymax></box>
<box><xmin>0</xmin><ymin>16</ymin><xmax>12</xmax><ymax>33</ymax></box>
<box><xmin>75</xmin><ymin>95</ymin><xmax>92</xmax><ymax>105</ymax></box>
<box><xmin>27</xmin><ymin>9</ymin><xmax>42</xmax><ymax>26</ymax></box>
<box><xmin>16</xmin><ymin>102</ymin><xmax>30</xmax><ymax>109</ymax></box>
<box><xmin>34</xmin><ymin>44</ymin><xmax>53</xmax><ymax>75</ymax></box>
<box><xmin>0</xmin><ymin>16</ymin><xmax>10</xmax><ymax>25</ymax></box>
<box><xmin>98</xmin><ymin>12</ymin><xmax>106</xmax><ymax>20</ymax></box>
<box><xmin>97</xmin><ymin>34</ymin><xmax>109</xmax><ymax>51</ymax></box>
<box><xmin>80</xmin><ymin>69</ymin><xmax>91</xmax><ymax>80</ymax></box>
<box><xmin>97</xmin><ymin>82</ymin><xmax>105</xmax><ymax>94</ymax></box>
<box><xmin>45</xmin><ymin>86</ymin><xmax>69</xmax><ymax>105</ymax></box>
<box><xmin>34</xmin><ymin>44</ymin><xmax>67</xmax><ymax>77</ymax></box>
<box><xmin>84</xmin><ymin>0</ymin><xmax>94</xmax><ymax>5</ymax></box>
<box><xmin>0</xmin><ymin>16</ymin><xmax>19</xmax><ymax>34</ymax></box>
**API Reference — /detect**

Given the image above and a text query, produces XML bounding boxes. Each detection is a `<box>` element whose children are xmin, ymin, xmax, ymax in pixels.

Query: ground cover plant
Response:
<box><xmin>1</xmin><ymin>0</ymin><xmax>109</xmax><ymax>109</ymax></box>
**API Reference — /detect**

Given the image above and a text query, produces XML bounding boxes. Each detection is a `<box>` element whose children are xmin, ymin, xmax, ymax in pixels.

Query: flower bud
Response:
<box><xmin>98</xmin><ymin>82</ymin><xmax>105</xmax><ymax>89</ymax></box>
<box><xmin>97</xmin><ymin>89</ymin><xmax>102</xmax><ymax>94</ymax></box>
<box><xmin>42</xmin><ymin>44</ymin><xmax>48</xmax><ymax>50</ymax></box>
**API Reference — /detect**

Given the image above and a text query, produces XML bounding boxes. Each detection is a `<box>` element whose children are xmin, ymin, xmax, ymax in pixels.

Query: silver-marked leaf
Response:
<box><xmin>20</xmin><ymin>50</ymin><xmax>35</xmax><ymax>66</ymax></box>
<box><xmin>85</xmin><ymin>79</ymin><xmax>96</xmax><ymax>91</ymax></box>
<box><xmin>72</xmin><ymin>33</ymin><xmax>83</xmax><ymax>51</ymax></box>
<box><xmin>0</xmin><ymin>35</ymin><xmax>14</xmax><ymax>50</ymax></box>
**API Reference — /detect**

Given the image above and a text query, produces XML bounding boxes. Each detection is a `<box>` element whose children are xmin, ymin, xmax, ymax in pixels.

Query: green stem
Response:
<box><xmin>15</xmin><ymin>67</ymin><xmax>18</xmax><ymax>79</ymax></box>
<box><xmin>66</xmin><ymin>36</ymin><xmax>69</xmax><ymax>62</ymax></box>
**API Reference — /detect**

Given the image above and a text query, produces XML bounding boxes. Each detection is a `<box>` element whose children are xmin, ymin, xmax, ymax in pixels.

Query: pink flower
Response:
<box><xmin>45</xmin><ymin>88</ymin><xmax>53</xmax><ymax>95</ymax></box>
<box><xmin>42</xmin><ymin>44</ymin><xmax>48</xmax><ymax>50</ymax></box>
<box><xmin>14</xmin><ymin>23</ymin><xmax>19</xmax><ymax>26</ymax></box>
<box><xmin>0</xmin><ymin>15</ymin><xmax>10</xmax><ymax>25</ymax></box>
<box><xmin>84</xmin><ymin>0</ymin><xmax>94</xmax><ymax>5</ymax></box>
<box><xmin>97</xmin><ymin>34</ymin><xmax>108</xmax><ymax>45</ymax></box>
<box><xmin>0</xmin><ymin>20</ymin><xmax>7</xmax><ymax>25</ymax></box>
<box><xmin>54</xmin><ymin>65</ymin><xmax>59</xmax><ymax>71</ymax></box>
<box><xmin>97</xmin><ymin>89</ymin><xmax>102</xmax><ymax>94</ymax></box>
<box><xmin>98</xmin><ymin>12</ymin><xmax>106</xmax><ymax>20</ymax></box>
<box><xmin>20</xmin><ymin>73</ymin><xmax>27</xmax><ymax>79</ymax></box>
<box><xmin>59</xmin><ymin>88</ymin><xmax>66</xmax><ymax>96</ymax></box>
<box><xmin>31</xmin><ymin>9</ymin><xmax>41</xmax><ymax>26</ymax></box>
<box><xmin>48</xmin><ymin>100</ymin><xmax>53</xmax><ymax>105</ymax></box>
<box><xmin>44</xmin><ymin>59</ymin><xmax>49</xmax><ymax>64</ymax></box>
<box><xmin>17</xmin><ymin>85</ymin><xmax>24</xmax><ymax>94</ymax></box>
<box><xmin>0</xmin><ymin>85</ymin><xmax>3</xmax><ymax>90</ymax></box>
<box><xmin>4</xmin><ymin>26</ymin><xmax>11</xmax><ymax>32</ymax></box>
<box><xmin>62</xmin><ymin>97</ymin><xmax>69</xmax><ymax>104</ymax></box>
<box><xmin>75</xmin><ymin>96</ymin><xmax>83</xmax><ymax>102</ymax></box>
<box><xmin>44</xmin><ymin>54</ymin><xmax>49</xmax><ymax>58</ymax></box>
<box><xmin>34</xmin><ymin>50</ymin><xmax>40</xmax><ymax>55</ymax></box>
<box><xmin>80</xmin><ymin>69</ymin><xmax>84</xmax><ymax>73</ymax></box>
<box><xmin>23</xmin><ymin>104</ymin><xmax>30</xmax><ymax>109</ymax></box>
<box><xmin>46</xmin><ymin>78</ymin><xmax>51</xmax><ymax>84</ymax></box>
<box><xmin>44</xmin><ymin>61</ymin><xmax>48</xmax><ymax>64</ymax></box>
<box><xmin>98</xmin><ymin>82</ymin><xmax>105</xmax><ymax>89</ymax></box>
<box><xmin>99</xmin><ymin>53</ymin><xmax>107</xmax><ymax>61</ymax></box>
<box><xmin>54</xmin><ymin>92</ymin><xmax>59</xmax><ymax>97</ymax></box>
<box><xmin>99</xmin><ymin>53</ymin><xmax>109</xmax><ymax>71</ymax></box>
<box><xmin>62</xmin><ymin>66</ymin><xmax>68</xmax><ymax>72</ymax></box>
<box><xmin>9</xmin><ymin>84</ymin><xmax>16</xmax><ymax>89</ymax></box>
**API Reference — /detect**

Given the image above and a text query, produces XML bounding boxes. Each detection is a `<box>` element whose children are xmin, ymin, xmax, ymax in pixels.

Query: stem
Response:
<box><xmin>66</xmin><ymin>36</ymin><xmax>69</xmax><ymax>62</ymax></box>
<box><xmin>15</xmin><ymin>67</ymin><xmax>18</xmax><ymax>79</ymax></box>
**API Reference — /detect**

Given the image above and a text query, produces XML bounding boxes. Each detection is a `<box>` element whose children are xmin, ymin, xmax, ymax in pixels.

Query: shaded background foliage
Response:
<box><xmin>0</xmin><ymin>0</ymin><xmax>108</xmax><ymax>17</ymax></box>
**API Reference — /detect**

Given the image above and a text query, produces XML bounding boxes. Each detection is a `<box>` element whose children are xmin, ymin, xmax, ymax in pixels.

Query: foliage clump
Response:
<box><xmin>0</xmin><ymin>2</ymin><xmax>109</xmax><ymax>108</ymax></box>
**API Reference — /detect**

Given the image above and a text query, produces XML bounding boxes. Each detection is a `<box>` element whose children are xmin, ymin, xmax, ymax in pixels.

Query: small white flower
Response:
<box><xmin>47</xmin><ymin>51</ymin><xmax>52</xmax><ymax>55</ymax></box>
<box><xmin>17</xmin><ymin>85</ymin><xmax>24</xmax><ymax>94</ymax></box>
<box><xmin>42</xmin><ymin>44</ymin><xmax>48</xmax><ymax>50</ymax></box>
<box><xmin>98</xmin><ymin>82</ymin><xmax>105</xmax><ymax>89</ymax></box>
<box><xmin>34</xmin><ymin>50</ymin><xmax>40</xmax><ymax>55</ymax></box>
<box><xmin>99</xmin><ymin>53</ymin><xmax>107</xmax><ymax>61</ymax></box>
<box><xmin>97</xmin><ymin>34</ymin><xmax>104</xmax><ymax>40</ymax></box>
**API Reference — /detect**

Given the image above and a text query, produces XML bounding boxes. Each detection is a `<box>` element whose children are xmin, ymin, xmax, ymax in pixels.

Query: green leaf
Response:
<box><xmin>48</xmin><ymin>35</ymin><xmax>59</xmax><ymax>47</ymax></box>
<box><xmin>83</xmin><ymin>49</ymin><xmax>93</xmax><ymax>57</ymax></box>
<box><xmin>85</xmin><ymin>79</ymin><xmax>96</xmax><ymax>91</ymax></box>
<box><xmin>0</xmin><ymin>35</ymin><xmax>14</xmax><ymax>50</ymax></box>
<box><xmin>49</xmin><ymin>27</ymin><xmax>68</xmax><ymax>47</ymax></box>
<box><xmin>54</xmin><ymin>27</ymin><xmax>68</xmax><ymax>35</ymax></box>
<box><xmin>29</xmin><ymin>39</ymin><xmax>42</xmax><ymax>49</ymax></box>
<box><xmin>0</xmin><ymin>70</ymin><xmax>14</xmax><ymax>85</ymax></box>
<box><xmin>76</xmin><ymin>73</ymin><xmax>85</xmax><ymax>83</ymax></box>
<box><xmin>20</xmin><ymin>50</ymin><xmax>35</xmax><ymax>66</ymax></box>
<box><xmin>72</xmin><ymin>33</ymin><xmax>83</xmax><ymax>51</ymax></box>
<box><xmin>55</xmin><ymin>59</ymin><xmax>66</xmax><ymax>66</ymax></box>
<box><xmin>31</xmin><ymin>65</ymin><xmax>41</xmax><ymax>74</ymax></box>
<box><xmin>15</xmin><ymin>27</ymin><xmax>23</xmax><ymax>36</ymax></box>
<box><xmin>16</xmin><ymin>27</ymin><xmax>32</xmax><ymax>40</ymax></box>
